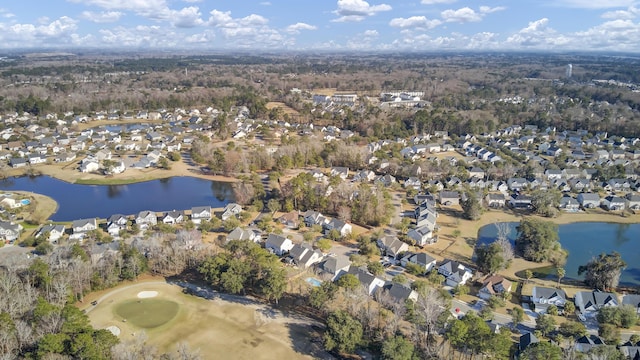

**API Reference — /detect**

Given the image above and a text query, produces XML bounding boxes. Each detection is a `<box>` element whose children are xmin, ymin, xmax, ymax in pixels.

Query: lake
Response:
<box><xmin>477</xmin><ymin>222</ymin><xmax>640</xmax><ymax>287</ymax></box>
<box><xmin>0</xmin><ymin>176</ymin><xmax>235</xmax><ymax>222</ymax></box>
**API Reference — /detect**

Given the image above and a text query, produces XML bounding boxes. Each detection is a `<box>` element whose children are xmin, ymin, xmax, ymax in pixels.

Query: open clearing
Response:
<box><xmin>85</xmin><ymin>281</ymin><xmax>322</xmax><ymax>359</ymax></box>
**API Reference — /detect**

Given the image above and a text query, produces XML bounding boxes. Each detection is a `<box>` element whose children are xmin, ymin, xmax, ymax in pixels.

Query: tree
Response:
<box><xmin>475</xmin><ymin>242</ymin><xmax>507</xmax><ymax>274</ymax></box>
<box><xmin>598</xmin><ymin>323</ymin><xmax>620</xmax><ymax>345</ymax></box>
<box><xmin>308</xmin><ymin>281</ymin><xmax>337</xmax><ymax>311</ymax></box>
<box><xmin>524</xmin><ymin>269</ymin><xmax>533</xmax><ymax>284</ymax></box>
<box><xmin>520</xmin><ymin>341</ymin><xmax>563</xmax><ymax>360</ymax></box>
<box><xmin>367</xmin><ymin>261</ymin><xmax>385</xmax><ymax>276</ymax></box>
<box><xmin>323</xmin><ymin>310</ymin><xmax>363</xmax><ymax>355</ymax></box>
<box><xmin>461</xmin><ymin>192</ymin><xmax>482</xmax><ymax>220</ymax></box>
<box><xmin>530</xmin><ymin>189</ymin><xmax>561</xmax><ymax>217</ymax></box>
<box><xmin>511</xmin><ymin>307</ymin><xmax>524</xmax><ymax>328</ymax></box>
<box><xmin>578</xmin><ymin>252</ymin><xmax>626</xmax><ymax>291</ymax></box>
<box><xmin>267</xmin><ymin>198</ymin><xmax>281</xmax><ymax>214</ymax></box>
<box><xmin>315</xmin><ymin>238</ymin><xmax>332</xmax><ymax>253</ymax></box>
<box><xmin>535</xmin><ymin>314</ymin><xmax>556</xmax><ymax>337</ymax></box>
<box><xmin>515</xmin><ymin>218</ymin><xmax>564</xmax><ymax>263</ymax></box>
<box><xmin>563</xmin><ymin>301</ymin><xmax>575</xmax><ymax>317</ymax></box>
<box><xmin>393</xmin><ymin>274</ymin><xmax>408</xmax><ymax>285</ymax></box>
<box><xmin>337</xmin><ymin>274</ymin><xmax>360</xmax><ymax>291</ymax></box>
<box><xmin>556</xmin><ymin>267</ymin><xmax>565</xmax><ymax>287</ymax></box>
<box><xmin>381</xmin><ymin>335</ymin><xmax>415</xmax><ymax>360</ymax></box>
<box><xmin>558</xmin><ymin>321</ymin><xmax>586</xmax><ymax>340</ymax></box>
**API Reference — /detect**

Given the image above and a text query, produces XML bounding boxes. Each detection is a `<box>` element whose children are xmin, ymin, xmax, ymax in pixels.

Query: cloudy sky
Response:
<box><xmin>1</xmin><ymin>0</ymin><xmax>640</xmax><ymax>52</ymax></box>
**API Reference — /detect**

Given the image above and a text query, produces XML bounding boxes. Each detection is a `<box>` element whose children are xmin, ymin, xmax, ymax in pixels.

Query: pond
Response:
<box><xmin>477</xmin><ymin>222</ymin><xmax>640</xmax><ymax>287</ymax></box>
<box><xmin>0</xmin><ymin>176</ymin><xmax>235</xmax><ymax>222</ymax></box>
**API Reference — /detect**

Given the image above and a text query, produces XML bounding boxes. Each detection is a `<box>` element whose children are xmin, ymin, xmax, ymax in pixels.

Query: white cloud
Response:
<box><xmin>389</xmin><ymin>16</ymin><xmax>441</xmax><ymax>29</ymax></box>
<box><xmin>285</xmin><ymin>22</ymin><xmax>317</xmax><ymax>34</ymax></box>
<box><xmin>260</xmin><ymin>1</ymin><xmax>272</xmax><ymax>5</ymax></box>
<box><xmin>170</xmin><ymin>6</ymin><xmax>204</xmax><ymax>28</ymax></box>
<box><xmin>601</xmin><ymin>6</ymin><xmax>639</xmax><ymax>19</ymax></box>
<box><xmin>440</xmin><ymin>6</ymin><xmax>504</xmax><ymax>23</ymax></box>
<box><xmin>553</xmin><ymin>0</ymin><xmax>636</xmax><ymax>9</ymax></box>
<box><xmin>479</xmin><ymin>6</ymin><xmax>506</xmax><ymax>14</ymax></box>
<box><xmin>332</xmin><ymin>0</ymin><xmax>392</xmax><ymax>22</ymax></box>
<box><xmin>205</xmin><ymin>10</ymin><xmax>289</xmax><ymax>48</ymax></box>
<box><xmin>421</xmin><ymin>0</ymin><xmax>456</xmax><ymax>4</ymax></box>
<box><xmin>80</xmin><ymin>11</ymin><xmax>123</xmax><ymax>23</ymax></box>
<box><xmin>68</xmin><ymin>0</ymin><xmax>168</xmax><ymax>18</ymax></box>
<box><xmin>363</xmin><ymin>29</ymin><xmax>378</xmax><ymax>37</ymax></box>
<box><xmin>0</xmin><ymin>8</ymin><xmax>15</xmax><ymax>18</ymax></box>
<box><xmin>0</xmin><ymin>16</ymin><xmax>79</xmax><ymax>47</ymax></box>
<box><xmin>441</xmin><ymin>7</ymin><xmax>482</xmax><ymax>22</ymax></box>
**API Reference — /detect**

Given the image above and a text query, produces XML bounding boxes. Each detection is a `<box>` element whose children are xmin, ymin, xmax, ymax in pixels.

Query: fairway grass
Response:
<box><xmin>85</xmin><ymin>281</ymin><xmax>318</xmax><ymax>359</ymax></box>
<box><xmin>114</xmin><ymin>299</ymin><xmax>179</xmax><ymax>328</ymax></box>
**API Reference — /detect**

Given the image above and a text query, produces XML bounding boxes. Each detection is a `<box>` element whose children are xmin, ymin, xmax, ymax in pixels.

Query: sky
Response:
<box><xmin>1</xmin><ymin>0</ymin><xmax>640</xmax><ymax>52</ymax></box>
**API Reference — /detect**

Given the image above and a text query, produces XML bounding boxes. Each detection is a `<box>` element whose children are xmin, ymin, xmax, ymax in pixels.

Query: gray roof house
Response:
<box><xmin>438</xmin><ymin>260</ymin><xmax>473</xmax><ymax>287</ymax></box>
<box><xmin>602</xmin><ymin>195</ymin><xmax>626</xmax><ymax>211</ymax></box>
<box><xmin>626</xmin><ymin>194</ymin><xmax>640</xmax><ymax>210</ymax></box>
<box><xmin>407</xmin><ymin>225</ymin><xmax>436</xmax><ymax>246</ymax></box>
<box><xmin>575</xmin><ymin>291</ymin><xmax>619</xmax><ymax>318</ymax></box>
<box><xmin>35</xmin><ymin>224</ymin><xmax>66</xmax><ymax>243</ymax></box>
<box><xmin>0</xmin><ymin>221</ymin><xmax>23</xmax><ymax>243</ymax></box>
<box><xmin>190</xmin><ymin>206</ymin><xmax>212</xmax><ymax>224</ymax></box>
<box><xmin>264</xmin><ymin>234</ymin><xmax>293</xmax><ymax>256</ymax></box>
<box><xmin>439</xmin><ymin>191</ymin><xmax>460</xmax><ymax>206</ymax></box>
<box><xmin>622</xmin><ymin>294</ymin><xmax>640</xmax><ymax>314</ymax></box>
<box><xmin>226</xmin><ymin>227</ymin><xmax>259</xmax><ymax>242</ymax></box>
<box><xmin>221</xmin><ymin>203</ymin><xmax>243</xmax><ymax>221</ymax></box>
<box><xmin>345</xmin><ymin>266</ymin><xmax>386</xmax><ymax>296</ymax></box>
<box><xmin>318</xmin><ymin>255</ymin><xmax>351</xmax><ymax>281</ymax></box>
<box><xmin>288</xmin><ymin>243</ymin><xmax>323</xmax><ymax>268</ymax></box>
<box><xmin>575</xmin><ymin>335</ymin><xmax>605</xmax><ymax>353</ymax></box>
<box><xmin>383</xmin><ymin>283</ymin><xmax>418</xmax><ymax>303</ymax></box>
<box><xmin>577</xmin><ymin>193</ymin><xmax>601</xmax><ymax>209</ymax></box>
<box><xmin>377</xmin><ymin>235</ymin><xmax>409</xmax><ymax>258</ymax></box>
<box><xmin>400</xmin><ymin>252</ymin><xmax>437</xmax><ymax>274</ymax></box>
<box><xmin>135</xmin><ymin>210</ymin><xmax>158</xmax><ymax>229</ymax></box>
<box><xmin>531</xmin><ymin>286</ymin><xmax>567</xmax><ymax>314</ymax></box>
<box><xmin>70</xmin><ymin>218</ymin><xmax>97</xmax><ymax>240</ymax></box>
<box><xmin>518</xmin><ymin>333</ymin><xmax>539</xmax><ymax>354</ymax></box>
<box><xmin>161</xmin><ymin>210</ymin><xmax>184</xmax><ymax>224</ymax></box>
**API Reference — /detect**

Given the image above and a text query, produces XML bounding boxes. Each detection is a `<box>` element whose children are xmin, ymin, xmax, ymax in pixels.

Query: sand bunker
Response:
<box><xmin>137</xmin><ymin>291</ymin><xmax>158</xmax><ymax>298</ymax></box>
<box><xmin>106</xmin><ymin>326</ymin><xmax>121</xmax><ymax>336</ymax></box>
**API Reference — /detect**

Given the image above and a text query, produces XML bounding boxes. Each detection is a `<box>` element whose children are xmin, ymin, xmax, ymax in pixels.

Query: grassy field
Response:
<box><xmin>83</xmin><ymin>280</ymin><xmax>320</xmax><ymax>359</ymax></box>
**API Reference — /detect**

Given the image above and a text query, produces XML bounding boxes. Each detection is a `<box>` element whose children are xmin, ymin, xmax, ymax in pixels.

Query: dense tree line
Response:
<box><xmin>197</xmin><ymin>240</ymin><xmax>286</xmax><ymax>303</ymax></box>
<box><xmin>515</xmin><ymin>218</ymin><xmax>566</xmax><ymax>264</ymax></box>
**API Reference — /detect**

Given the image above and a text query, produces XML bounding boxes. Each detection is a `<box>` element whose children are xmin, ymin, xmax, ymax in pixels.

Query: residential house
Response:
<box><xmin>220</xmin><ymin>203</ymin><xmax>242</xmax><ymax>221</ymax></box>
<box><xmin>10</xmin><ymin>158</ymin><xmax>27</xmax><ymax>168</ymax></box>
<box><xmin>507</xmin><ymin>177</ymin><xmax>528</xmax><ymax>191</ymax></box>
<box><xmin>400</xmin><ymin>252</ymin><xmax>437</xmax><ymax>274</ymax></box>
<box><xmin>407</xmin><ymin>226</ymin><xmax>436</xmax><ymax>246</ymax></box>
<box><xmin>626</xmin><ymin>194</ymin><xmax>640</xmax><ymax>210</ymax></box>
<box><xmin>161</xmin><ymin>210</ymin><xmax>184</xmax><ymax>224</ymax></box>
<box><xmin>35</xmin><ymin>224</ymin><xmax>66</xmax><ymax>243</ymax></box>
<box><xmin>575</xmin><ymin>291</ymin><xmax>619</xmax><ymax>318</ymax></box>
<box><xmin>264</xmin><ymin>234</ymin><xmax>293</xmax><ymax>256</ymax></box>
<box><xmin>288</xmin><ymin>243</ymin><xmax>323</xmax><ymax>268</ymax></box>
<box><xmin>344</xmin><ymin>266</ymin><xmax>386</xmax><ymax>296</ymax></box>
<box><xmin>323</xmin><ymin>218</ymin><xmax>352</xmax><ymax>238</ymax></box>
<box><xmin>478</xmin><ymin>275</ymin><xmax>512</xmax><ymax>300</ymax></box>
<box><xmin>317</xmin><ymin>255</ymin><xmax>351</xmax><ymax>281</ymax></box>
<box><xmin>485</xmin><ymin>193</ymin><xmax>506</xmax><ymax>208</ymax></box>
<box><xmin>439</xmin><ymin>191</ymin><xmax>460</xmax><ymax>206</ymax></box>
<box><xmin>190</xmin><ymin>206</ymin><xmax>212</xmax><ymax>224</ymax></box>
<box><xmin>330</xmin><ymin>167</ymin><xmax>349</xmax><ymax>180</ymax></box>
<box><xmin>0</xmin><ymin>221</ymin><xmax>23</xmax><ymax>243</ymax></box>
<box><xmin>438</xmin><ymin>260</ymin><xmax>473</xmax><ymax>287</ymax></box>
<box><xmin>70</xmin><ymin>218</ymin><xmax>97</xmax><ymax>240</ymax></box>
<box><xmin>377</xmin><ymin>235</ymin><xmax>409</xmax><ymax>259</ymax></box>
<box><xmin>531</xmin><ymin>287</ymin><xmax>567</xmax><ymax>314</ymax></box>
<box><xmin>575</xmin><ymin>335</ymin><xmax>606</xmax><ymax>353</ymax></box>
<box><xmin>404</xmin><ymin>177</ymin><xmax>422</xmax><ymax>190</ymax></box>
<box><xmin>602</xmin><ymin>195</ymin><xmax>626</xmax><ymax>211</ymax></box>
<box><xmin>353</xmin><ymin>170</ymin><xmax>376</xmax><ymax>183</ymax></box>
<box><xmin>277</xmin><ymin>211</ymin><xmax>300</xmax><ymax>229</ymax></box>
<box><xmin>469</xmin><ymin>167</ymin><xmax>485</xmax><ymax>179</ymax></box>
<box><xmin>106</xmin><ymin>214</ymin><xmax>128</xmax><ymax>237</ymax></box>
<box><xmin>384</xmin><ymin>283</ymin><xmax>419</xmax><ymax>303</ymax></box>
<box><xmin>374</xmin><ymin>174</ymin><xmax>397</xmax><ymax>187</ymax></box>
<box><xmin>226</xmin><ymin>227</ymin><xmax>259</xmax><ymax>242</ymax></box>
<box><xmin>135</xmin><ymin>211</ymin><xmax>158</xmax><ymax>229</ymax></box>
<box><xmin>577</xmin><ymin>193</ymin><xmax>601</xmax><ymax>209</ymax></box>
<box><xmin>559</xmin><ymin>196</ymin><xmax>580</xmax><ymax>211</ymax></box>
<box><xmin>622</xmin><ymin>294</ymin><xmax>640</xmax><ymax>315</ymax></box>
<box><xmin>518</xmin><ymin>333</ymin><xmax>540</xmax><ymax>354</ymax></box>
<box><xmin>303</xmin><ymin>210</ymin><xmax>329</xmax><ymax>227</ymax></box>
<box><xmin>509</xmin><ymin>194</ymin><xmax>532</xmax><ymax>209</ymax></box>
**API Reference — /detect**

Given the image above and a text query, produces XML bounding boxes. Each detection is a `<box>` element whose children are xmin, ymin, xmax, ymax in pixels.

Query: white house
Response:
<box><xmin>438</xmin><ymin>260</ymin><xmax>473</xmax><ymax>287</ymax></box>
<box><xmin>265</xmin><ymin>234</ymin><xmax>294</xmax><ymax>256</ymax></box>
